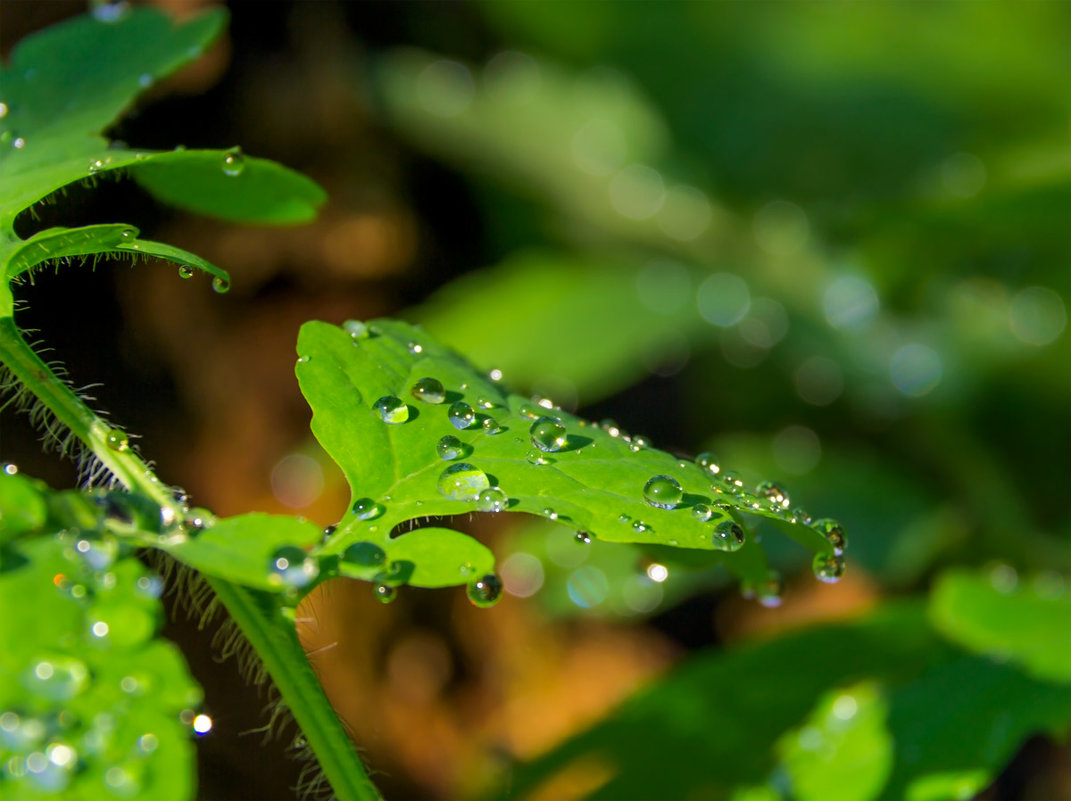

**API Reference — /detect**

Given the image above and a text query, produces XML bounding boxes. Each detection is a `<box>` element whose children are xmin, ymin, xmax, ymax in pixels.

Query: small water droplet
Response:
<box><xmin>222</xmin><ymin>147</ymin><xmax>245</xmax><ymax>177</ymax></box>
<box><xmin>529</xmin><ymin>416</ymin><xmax>567</xmax><ymax>452</ymax></box>
<box><xmin>474</xmin><ymin>396</ymin><xmax>495</xmax><ymax>409</ymax></box>
<box><xmin>618</xmin><ymin>513</ymin><xmax>631</xmax><ymax>523</ymax></box>
<box><xmin>712</xmin><ymin>520</ymin><xmax>745</xmax><ymax>552</ymax></box>
<box><xmin>792</xmin><ymin>507</ymin><xmax>813</xmax><ymax>526</ymax></box>
<box><xmin>437</xmin><ymin>462</ymin><xmax>490</xmax><ymax>501</ymax></box>
<box><xmin>467</xmin><ymin>573</ymin><xmax>503</xmax><ymax>608</ymax></box>
<box><xmin>631</xmin><ymin>520</ymin><xmax>649</xmax><ymax>533</ymax></box>
<box><xmin>407</xmin><ymin>341</ymin><xmax>423</xmax><ymax>354</ymax></box>
<box><xmin>481</xmin><ymin>416</ymin><xmax>502</xmax><ymax>435</ymax></box>
<box><xmin>527</xmin><ymin>451</ymin><xmax>551</xmax><ymax>465</ymax></box>
<box><xmin>177</xmin><ymin>265</ymin><xmax>194</xmax><ymax>279</ymax></box>
<box><xmin>437</xmin><ymin>435</ymin><xmax>466</xmax><ymax>460</ymax></box>
<box><xmin>212</xmin><ymin>276</ymin><xmax>230</xmax><ymax>293</ymax></box>
<box><xmin>488</xmin><ymin>368</ymin><xmax>503</xmax><ymax>381</ymax></box>
<box><xmin>813</xmin><ymin>518</ymin><xmax>848</xmax><ymax>554</ymax></box>
<box><xmin>269</xmin><ymin>546</ymin><xmax>319</xmax><ymax>589</ymax></box>
<box><xmin>518</xmin><ymin>402</ymin><xmax>542</xmax><ymax>419</ymax></box>
<box><xmin>643</xmin><ymin>475</ymin><xmax>683</xmax><ymax>509</ymax></box>
<box><xmin>720</xmin><ymin>471</ymin><xmax>745</xmax><ymax>494</ymax></box>
<box><xmin>344</xmin><ymin>319</ymin><xmax>369</xmax><ymax>339</ymax></box>
<box><xmin>411</xmin><ymin>377</ymin><xmax>445</xmax><ymax>404</ymax></box>
<box><xmin>342</xmin><ymin>541</ymin><xmax>387</xmax><ymax>567</ymax></box>
<box><xmin>812</xmin><ymin>552</ymin><xmax>846</xmax><ymax>583</ymax></box>
<box><xmin>575</xmin><ymin>531</ymin><xmax>592</xmax><ymax>545</ymax></box>
<box><xmin>543</xmin><ymin>507</ymin><xmax>559</xmax><ymax>520</ymax></box>
<box><xmin>373</xmin><ymin>395</ymin><xmax>409</xmax><ymax>424</ymax></box>
<box><xmin>758</xmin><ymin>572</ymin><xmax>784</xmax><ymax>607</ymax></box>
<box><xmin>105</xmin><ymin>429</ymin><xmax>128</xmax><ymax>452</ymax></box>
<box><xmin>373</xmin><ymin>583</ymin><xmax>396</xmax><ymax>603</ymax></box>
<box><xmin>696</xmin><ymin>452</ymin><xmax>721</xmax><ymax>475</ymax></box>
<box><xmin>630</xmin><ymin>435</ymin><xmax>651</xmax><ymax>452</ymax></box>
<box><xmin>476</xmin><ymin>487</ymin><xmax>508</xmax><ymax>512</ymax></box>
<box><xmin>755</xmin><ymin>480</ymin><xmax>790</xmax><ymax>510</ymax></box>
<box><xmin>352</xmin><ymin>498</ymin><xmax>385</xmax><ymax>520</ymax></box>
<box><xmin>321</xmin><ymin>524</ymin><xmax>337</xmax><ymax>543</ymax></box>
<box><xmin>692</xmin><ymin>504</ymin><xmax>713</xmax><ymax>522</ymax></box>
<box><xmin>448</xmin><ymin>401</ymin><xmax>476</xmax><ymax>430</ymax></box>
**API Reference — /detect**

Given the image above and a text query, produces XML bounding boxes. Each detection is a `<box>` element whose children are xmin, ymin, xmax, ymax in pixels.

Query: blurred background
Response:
<box><xmin>1</xmin><ymin>1</ymin><xmax>1069</xmax><ymax>798</ymax></box>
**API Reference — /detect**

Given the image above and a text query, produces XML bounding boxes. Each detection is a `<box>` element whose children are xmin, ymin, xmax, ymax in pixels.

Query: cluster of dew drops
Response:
<box><xmin>311</xmin><ymin>321</ymin><xmax>849</xmax><ymax>610</ymax></box>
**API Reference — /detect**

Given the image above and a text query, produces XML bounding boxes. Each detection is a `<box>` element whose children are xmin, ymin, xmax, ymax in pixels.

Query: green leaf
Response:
<box><xmin>296</xmin><ymin>318</ymin><xmax>840</xmax><ymax>595</ymax></box>
<box><xmin>0</xmin><ymin>471</ymin><xmax>48</xmax><ymax>545</ymax></box>
<box><xmin>929</xmin><ymin>567</ymin><xmax>1071</xmax><ymax>683</ymax></box>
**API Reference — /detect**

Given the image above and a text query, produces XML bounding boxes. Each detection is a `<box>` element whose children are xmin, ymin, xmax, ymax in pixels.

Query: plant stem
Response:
<box><xmin>207</xmin><ymin>578</ymin><xmax>383</xmax><ymax>801</ymax></box>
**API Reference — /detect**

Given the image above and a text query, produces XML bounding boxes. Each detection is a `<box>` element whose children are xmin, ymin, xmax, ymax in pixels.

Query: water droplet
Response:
<box><xmin>177</xmin><ymin>265</ymin><xmax>194</xmax><ymax>279</ymax></box>
<box><xmin>575</xmin><ymin>531</ymin><xmax>592</xmax><ymax>545</ymax></box>
<box><xmin>755</xmin><ymin>480</ymin><xmax>790</xmax><ymax>510</ymax></box>
<box><xmin>712</xmin><ymin>520</ymin><xmax>745</xmax><ymax>552</ymax></box>
<box><xmin>411</xmin><ymin>377</ymin><xmax>445</xmax><ymax>404</ymax></box>
<box><xmin>212</xmin><ymin>276</ymin><xmax>230</xmax><ymax>293</ymax></box>
<box><xmin>488</xmin><ymin>368</ymin><xmax>503</xmax><ymax>381</ymax></box>
<box><xmin>105</xmin><ymin>429</ymin><xmax>128</xmax><ymax>452</ymax></box>
<box><xmin>792</xmin><ymin>507</ymin><xmax>813</xmax><ymax>526</ymax></box>
<box><xmin>343</xmin><ymin>319</ymin><xmax>369</xmax><ymax>339</ymax></box>
<box><xmin>222</xmin><ymin>147</ymin><xmax>245</xmax><ymax>176</ymax></box>
<box><xmin>643</xmin><ymin>475</ymin><xmax>683</xmax><ymax>509</ymax></box>
<box><xmin>630</xmin><ymin>435</ymin><xmax>652</xmax><ymax>452</ymax></box>
<box><xmin>88</xmin><ymin>158</ymin><xmax>105</xmax><ymax>174</ymax></box>
<box><xmin>352</xmin><ymin>498</ymin><xmax>384</xmax><ymax>520</ymax></box>
<box><xmin>373</xmin><ymin>583</ymin><xmax>396</xmax><ymax>603</ymax></box>
<box><xmin>813</xmin><ymin>518</ymin><xmax>848</xmax><ymax>554</ymax></box>
<box><xmin>467</xmin><ymin>573</ymin><xmax>503</xmax><ymax>608</ymax></box>
<box><xmin>476</xmin><ymin>487</ymin><xmax>508</xmax><ymax>512</ymax></box>
<box><xmin>481</xmin><ymin>416</ymin><xmax>502</xmax><ymax>435</ymax></box>
<box><xmin>618</xmin><ymin>513</ymin><xmax>631</xmax><ymax>523</ymax></box>
<box><xmin>529</xmin><ymin>416</ymin><xmax>567</xmax><ymax>452</ymax></box>
<box><xmin>631</xmin><ymin>520</ymin><xmax>649</xmax><ymax>533</ymax></box>
<box><xmin>269</xmin><ymin>546</ymin><xmax>319</xmax><ymax>589</ymax></box>
<box><xmin>119</xmin><ymin>228</ymin><xmax>135</xmax><ymax>240</ymax></box>
<box><xmin>813</xmin><ymin>552</ymin><xmax>846</xmax><ymax>583</ymax></box>
<box><xmin>758</xmin><ymin>572</ymin><xmax>784</xmax><ymax>607</ymax></box>
<box><xmin>692</xmin><ymin>504</ymin><xmax>713</xmax><ymax>522</ymax></box>
<box><xmin>407</xmin><ymin>341</ymin><xmax>423</xmax><ymax>354</ymax></box>
<box><xmin>696</xmin><ymin>452</ymin><xmax>721</xmax><ymax>475</ymax></box>
<box><xmin>373</xmin><ymin>395</ymin><xmax>409</xmax><ymax>424</ymax></box>
<box><xmin>437</xmin><ymin>435</ymin><xmax>466</xmax><ymax>460</ymax></box>
<box><xmin>448</xmin><ymin>401</ymin><xmax>476</xmax><ymax>430</ymax></box>
<box><xmin>472</xmin><ymin>397</ymin><xmax>493</xmax><ymax>410</ymax></box>
<box><xmin>719</xmin><ymin>471</ymin><xmax>745</xmax><ymax>494</ymax></box>
<box><xmin>437</xmin><ymin>462</ymin><xmax>490</xmax><ymax>501</ymax></box>
<box><xmin>518</xmin><ymin>402</ymin><xmax>542</xmax><ymax>419</ymax></box>
<box><xmin>91</xmin><ymin>1</ymin><xmax>130</xmax><ymax>23</ymax></box>
<box><xmin>342</xmin><ymin>541</ymin><xmax>386</xmax><ymax>567</ymax></box>
<box><xmin>526</xmin><ymin>451</ymin><xmax>551</xmax><ymax>465</ymax></box>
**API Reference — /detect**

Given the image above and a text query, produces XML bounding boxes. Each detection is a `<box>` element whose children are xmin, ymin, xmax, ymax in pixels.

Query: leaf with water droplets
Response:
<box><xmin>296</xmin><ymin>318</ymin><xmax>841</xmax><ymax>594</ymax></box>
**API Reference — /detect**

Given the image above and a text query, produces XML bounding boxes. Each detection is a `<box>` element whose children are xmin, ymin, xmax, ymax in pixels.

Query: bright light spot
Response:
<box><xmin>26</xmin><ymin>752</ymin><xmax>47</xmax><ymax>773</ymax></box>
<box><xmin>34</xmin><ymin>662</ymin><xmax>54</xmax><ymax>680</ymax></box>
<box><xmin>137</xmin><ymin>733</ymin><xmax>159</xmax><ymax>753</ymax></box>
<box><xmin>0</xmin><ymin>102</ymin><xmax>8</xmax><ymax>119</ymax></box>
<box><xmin>832</xmin><ymin>694</ymin><xmax>858</xmax><ymax>720</ymax></box>
<box><xmin>697</xmin><ymin>272</ymin><xmax>750</xmax><ymax>327</ymax></box>
<box><xmin>753</xmin><ymin>200</ymin><xmax>809</xmax><ymax>256</ymax></box>
<box><xmin>890</xmin><ymin>344</ymin><xmax>942</xmax><ymax>397</ymax></box>
<box><xmin>622</xmin><ymin>575</ymin><xmax>663</xmax><ymax>613</ymax></box>
<box><xmin>3</xmin><ymin>463</ymin><xmax>16</xmax><ymax>475</ymax></box>
<box><xmin>567</xmin><ymin>566</ymin><xmax>609</xmax><ymax>608</ymax></box>
<box><xmin>483</xmin><ymin>50</ymin><xmax>540</xmax><ymax>103</ymax></box>
<box><xmin>47</xmin><ymin>744</ymin><xmax>75</xmax><ymax>767</ymax></box>
<box><xmin>609</xmin><ymin>164</ymin><xmax>666</xmax><ymax>219</ymax></box>
<box><xmin>76</xmin><ymin>540</ymin><xmax>91</xmax><ymax>554</ymax></box>
<box><xmin>645</xmin><ymin>563</ymin><xmax>669</xmax><ymax>583</ymax></box>
<box><xmin>657</xmin><ymin>184</ymin><xmax>713</xmax><ymax>241</ymax></box>
<box><xmin>500</xmin><ymin>552</ymin><xmax>544</xmax><ymax>598</ymax></box>
<box><xmin>940</xmin><ymin>152</ymin><xmax>986</xmax><ymax>198</ymax></box>
<box><xmin>12</xmin><ymin>137</ymin><xmax>25</xmax><ymax>149</ymax></box>
<box><xmin>772</xmin><ymin>425</ymin><xmax>821</xmax><ymax>475</ymax></box>
<box><xmin>824</xmin><ymin>274</ymin><xmax>879</xmax><ymax>330</ymax></box>
<box><xmin>572</xmin><ymin>118</ymin><xmax>627</xmax><ymax>176</ymax></box>
<box><xmin>192</xmin><ymin>714</ymin><xmax>213</xmax><ymax>735</ymax></box>
<box><xmin>636</xmin><ymin>259</ymin><xmax>692</xmax><ymax>315</ymax></box>
<box><xmin>488</xmin><ymin>368</ymin><xmax>503</xmax><ymax>381</ymax></box>
<box><xmin>416</xmin><ymin>60</ymin><xmax>474</xmax><ymax>117</ymax></box>
<box><xmin>1009</xmin><ymin>286</ymin><xmax>1066</xmax><ymax>346</ymax></box>
<box><xmin>91</xmin><ymin>621</ymin><xmax>110</xmax><ymax>638</ymax></box>
<box><xmin>270</xmin><ymin>453</ymin><xmax>324</xmax><ymax>509</ymax></box>
<box><xmin>794</xmin><ymin>356</ymin><xmax>844</xmax><ymax>406</ymax></box>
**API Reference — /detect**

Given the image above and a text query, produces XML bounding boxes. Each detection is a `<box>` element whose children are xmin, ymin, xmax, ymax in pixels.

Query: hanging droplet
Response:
<box><xmin>467</xmin><ymin>573</ymin><xmax>503</xmax><ymax>608</ymax></box>
<box><xmin>476</xmin><ymin>487</ymin><xmax>508</xmax><ymax>512</ymax></box>
<box><xmin>373</xmin><ymin>396</ymin><xmax>409</xmax><ymax>424</ymax></box>
<box><xmin>481</xmin><ymin>416</ymin><xmax>502</xmax><ymax>435</ymax></box>
<box><xmin>105</xmin><ymin>429</ymin><xmax>129</xmax><ymax>452</ymax></box>
<box><xmin>177</xmin><ymin>265</ymin><xmax>194</xmax><ymax>279</ymax></box>
<box><xmin>374</xmin><ymin>583</ymin><xmax>396</xmax><ymax>604</ymax></box>
<box><xmin>437</xmin><ymin>462</ymin><xmax>490</xmax><ymax>501</ymax></box>
<box><xmin>696</xmin><ymin>452</ymin><xmax>721</xmax><ymax>475</ymax></box>
<box><xmin>351</xmin><ymin>498</ymin><xmax>384</xmax><ymax>521</ymax></box>
<box><xmin>813</xmin><ymin>518</ymin><xmax>848</xmax><ymax>554</ymax></box>
<box><xmin>448</xmin><ymin>401</ymin><xmax>476</xmax><ymax>430</ymax></box>
<box><xmin>437</xmin><ymin>435</ymin><xmax>466</xmax><ymax>460</ymax></box>
<box><xmin>813</xmin><ymin>552</ymin><xmax>846</xmax><ymax>583</ymax></box>
<box><xmin>643</xmin><ymin>475</ymin><xmax>683</xmax><ymax>509</ymax></box>
<box><xmin>343</xmin><ymin>320</ymin><xmax>369</xmax><ymax>339</ymax></box>
<box><xmin>630</xmin><ymin>435</ymin><xmax>651</xmax><ymax>452</ymax></box>
<box><xmin>221</xmin><ymin>147</ymin><xmax>245</xmax><ymax>176</ymax></box>
<box><xmin>411</xmin><ymin>377</ymin><xmax>445</xmax><ymax>404</ymax></box>
<box><xmin>758</xmin><ymin>572</ymin><xmax>784</xmax><ymax>608</ymax></box>
<box><xmin>712</xmin><ymin>520</ymin><xmax>745</xmax><ymax>552</ymax></box>
<box><xmin>692</xmin><ymin>504</ymin><xmax>713</xmax><ymax>522</ymax></box>
<box><xmin>529</xmin><ymin>416</ymin><xmax>567</xmax><ymax>452</ymax></box>
<box><xmin>518</xmin><ymin>402</ymin><xmax>542</xmax><ymax>419</ymax></box>
<box><xmin>269</xmin><ymin>546</ymin><xmax>319</xmax><ymax>589</ymax></box>
<box><xmin>342</xmin><ymin>541</ymin><xmax>386</xmax><ymax>567</ymax></box>
<box><xmin>575</xmin><ymin>531</ymin><xmax>592</xmax><ymax>545</ymax></box>
<box><xmin>755</xmin><ymin>480</ymin><xmax>790</xmax><ymax>510</ymax></box>
<box><xmin>212</xmin><ymin>276</ymin><xmax>230</xmax><ymax>294</ymax></box>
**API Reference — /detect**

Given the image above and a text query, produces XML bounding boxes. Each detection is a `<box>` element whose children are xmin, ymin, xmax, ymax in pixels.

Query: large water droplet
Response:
<box><xmin>476</xmin><ymin>487</ymin><xmax>508</xmax><ymax>512</ymax></box>
<box><xmin>755</xmin><ymin>480</ymin><xmax>790</xmax><ymax>510</ymax></box>
<box><xmin>529</xmin><ymin>416</ymin><xmax>566</xmax><ymax>452</ymax></box>
<box><xmin>813</xmin><ymin>552</ymin><xmax>846</xmax><ymax>583</ymax></box>
<box><xmin>643</xmin><ymin>475</ymin><xmax>683</xmax><ymax>509</ymax></box>
<box><xmin>411</xmin><ymin>377</ymin><xmax>445</xmax><ymax>404</ymax></box>
<box><xmin>352</xmin><ymin>498</ymin><xmax>384</xmax><ymax>521</ymax></box>
<box><xmin>222</xmin><ymin>147</ymin><xmax>245</xmax><ymax>176</ymax></box>
<box><xmin>467</xmin><ymin>573</ymin><xmax>503</xmax><ymax>608</ymax></box>
<box><xmin>712</xmin><ymin>520</ymin><xmax>745</xmax><ymax>552</ymax></box>
<box><xmin>373</xmin><ymin>396</ymin><xmax>409</xmax><ymax>424</ymax></box>
<box><xmin>212</xmin><ymin>276</ymin><xmax>230</xmax><ymax>294</ymax></box>
<box><xmin>437</xmin><ymin>435</ymin><xmax>466</xmax><ymax>460</ymax></box>
<box><xmin>437</xmin><ymin>463</ymin><xmax>490</xmax><ymax>501</ymax></box>
<box><xmin>105</xmin><ymin>429</ymin><xmax>128</xmax><ymax>452</ymax></box>
<box><xmin>813</xmin><ymin>518</ymin><xmax>848</xmax><ymax>554</ymax></box>
<box><xmin>692</xmin><ymin>504</ymin><xmax>713</xmax><ymax>522</ymax></box>
<box><xmin>448</xmin><ymin>401</ymin><xmax>476</xmax><ymax>430</ymax></box>
<box><xmin>696</xmin><ymin>452</ymin><xmax>721</xmax><ymax>475</ymax></box>
<box><xmin>342</xmin><ymin>541</ymin><xmax>386</xmax><ymax>567</ymax></box>
<box><xmin>269</xmin><ymin>546</ymin><xmax>319</xmax><ymax>589</ymax></box>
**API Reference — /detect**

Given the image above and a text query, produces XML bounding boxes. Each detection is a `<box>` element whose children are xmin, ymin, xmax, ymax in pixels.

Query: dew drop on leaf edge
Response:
<box><xmin>374</xmin><ymin>583</ymin><xmax>396</xmax><ymax>604</ymax></box>
<box><xmin>222</xmin><ymin>147</ymin><xmax>245</xmax><ymax>176</ymax></box>
<box><xmin>813</xmin><ymin>552</ymin><xmax>846</xmax><ymax>583</ymax></box>
<box><xmin>476</xmin><ymin>486</ymin><xmax>507</xmax><ymax>513</ymax></box>
<box><xmin>467</xmin><ymin>573</ymin><xmax>503</xmax><ymax>608</ymax></box>
<box><xmin>712</xmin><ymin>520</ymin><xmax>745</xmax><ymax>552</ymax></box>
